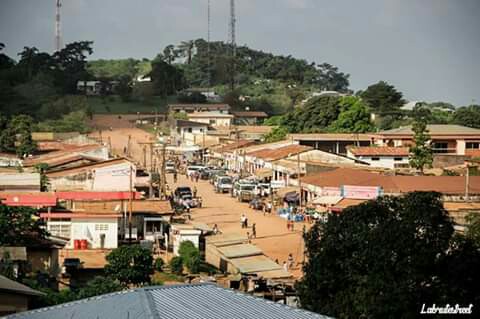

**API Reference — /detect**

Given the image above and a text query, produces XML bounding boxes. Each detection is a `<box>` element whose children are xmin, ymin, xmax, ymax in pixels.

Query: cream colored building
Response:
<box><xmin>188</xmin><ymin>112</ymin><xmax>234</xmax><ymax>128</ymax></box>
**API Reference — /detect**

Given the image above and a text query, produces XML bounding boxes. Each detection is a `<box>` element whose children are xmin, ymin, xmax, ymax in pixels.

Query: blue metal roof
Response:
<box><xmin>7</xmin><ymin>283</ymin><xmax>330</xmax><ymax>319</ymax></box>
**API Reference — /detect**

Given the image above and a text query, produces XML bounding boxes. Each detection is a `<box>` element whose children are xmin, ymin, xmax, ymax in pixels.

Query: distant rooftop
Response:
<box><xmin>7</xmin><ymin>284</ymin><xmax>328</xmax><ymax>319</ymax></box>
<box><xmin>289</xmin><ymin>133</ymin><xmax>373</xmax><ymax>141</ymax></box>
<box><xmin>378</xmin><ymin>124</ymin><xmax>480</xmax><ymax>136</ymax></box>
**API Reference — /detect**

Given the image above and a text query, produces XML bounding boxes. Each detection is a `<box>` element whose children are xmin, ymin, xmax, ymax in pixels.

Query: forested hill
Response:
<box><xmin>87</xmin><ymin>38</ymin><xmax>351</xmax><ymax>93</ymax></box>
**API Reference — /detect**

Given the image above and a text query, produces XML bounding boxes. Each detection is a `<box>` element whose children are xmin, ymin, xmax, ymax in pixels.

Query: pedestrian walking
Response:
<box><xmin>252</xmin><ymin>223</ymin><xmax>256</xmax><ymax>238</ymax></box>
<box><xmin>283</xmin><ymin>261</ymin><xmax>288</xmax><ymax>272</ymax></box>
<box><xmin>244</xmin><ymin>217</ymin><xmax>248</xmax><ymax>228</ymax></box>
<box><xmin>241</xmin><ymin>214</ymin><xmax>247</xmax><ymax>228</ymax></box>
<box><xmin>193</xmin><ymin>186</ymin><xmax>198</xmax><ymax>198</ymax></box>
<box><xmin>288</xmin><ymin>253</ymin><xmax>294</xmax><ymax>269</ymax></box>
<box><xmin>213</xmin><ymin>224</ymin><xmax>219</xmax><ymax>235</ymax></box>
<box><xmin>173</xmin><ymin>171</ymin><xmax>177</xmax><ymax>183</ymax></box>
<box><xmin>195</xmin><ymin>172</ymin><xmax>200</xmax><ymax>182</ymax></box>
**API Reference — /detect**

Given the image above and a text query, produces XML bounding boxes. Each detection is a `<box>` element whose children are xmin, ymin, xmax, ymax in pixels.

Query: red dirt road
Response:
<box><xmin>169</xmin><ymin>174</ymin><xmax>309</xmax><ymax>278</ymax></box>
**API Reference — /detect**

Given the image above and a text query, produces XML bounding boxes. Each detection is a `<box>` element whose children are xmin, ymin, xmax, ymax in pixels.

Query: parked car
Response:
<box><xmin>249</xmin><ymin>197</ymin><xmax>264</xmax><ymax>210</ymax></box>
<box><xmin>209</xmin><ymin>169</ymin><xmax>226</xmax><ymax>184</ymax></box>
<box><xmin>166</xmin><ymin>162</ymin><xmax>176</xmax><ymax>173</ymax></box>
<box><xmin>199</xmin><ymin>169</ymin><xmax>211</xmax><ymax>180</ymax></box>
<box><xmin>174</xmin><ymin>186</ymin><xmax>192</xmax><ymax>201</ymax></box>
<box><xmin>215</xmin><ymin>176</ymin><xmax>233</xmax><ymax>193</ymax></box>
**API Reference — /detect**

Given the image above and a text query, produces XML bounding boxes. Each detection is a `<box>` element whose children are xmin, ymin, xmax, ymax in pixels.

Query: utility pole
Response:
<box><xmin>55</xmin><ymin>0</ymin><xmax>62</xmax><ymax>52</ymax></box>
<box><xmin>128</xmin><ymin>165</ymin><xmax>133</xmax><ymax>244</ymax></box>
<box><xmin>161</xmin><ymin>142</ymin><xmax>167</xmax><ymax>199</ymax></box>
<box><xmin>465</xmin><ymin>163</ymin><xmax>470</xmax><ymax>201</ymax></box>
<box><xmin>127</xmin><ymin>135</ymin><xmax>131</xmax><ymax>158</ymax></box>
<box><xmin>229</xmin><ymin>0</ymin><xmax>236</xmax><ymax>91</ymax></box>
<box><xmin>297</xmin><ymin>153</ymin><xmax>302</xmax><ymax>208</ymax></box>
<box><xmin>143</xmin><ymin>146</ymin><xmax>147</xmax><ymax>168</ymax></box>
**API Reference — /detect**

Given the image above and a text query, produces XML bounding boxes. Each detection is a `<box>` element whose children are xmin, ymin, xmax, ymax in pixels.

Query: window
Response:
<box><xmin>394</xmin><ymin>157</ymin><xmax>404</xmax><ymax>161</ymax></box>
<box><xmin>466</xmin><ymin>142</ymin><xmax>480</xmax><ymax>149</ymax></box>
<box><xmin>209</xmin><ymin>119</ymin><xmax>216</xmax><ymax>125</ymax></box>
<box><xmin>432</xmin><ymin>142</ymin><xmax>449</xmax><ymax>153</ymax></box>
<box><xmin>95</xmin><ymin>224</ymin><xmax>109</xmax><ymax>231</ymax></box>
<box><xmin>48</xmin><ymin>223</ymin><xmax>71</xmax><ymax>238</ymax></box>
<box><xmin>187</xmin><ymin>128</ymin><xmax>192</xmax><ymax>133</ymax></box>
<box><xmin>371</xmin><ymin>157</ymin><xmax>380</xmax><ymax>161</ymax></box>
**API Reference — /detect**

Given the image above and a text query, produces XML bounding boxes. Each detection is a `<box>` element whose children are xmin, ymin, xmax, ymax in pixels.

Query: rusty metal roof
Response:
<box><xmin>217</xmin><ymin>244</ymin><xmax>263</xmax><ymax>259</ymax></box>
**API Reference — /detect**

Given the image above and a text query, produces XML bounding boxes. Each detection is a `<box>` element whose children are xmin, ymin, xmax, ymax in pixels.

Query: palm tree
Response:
<box><xmin>177</xmin><ymin>40</ymin><xmax>195</xmax><ymax>65</ymax></box>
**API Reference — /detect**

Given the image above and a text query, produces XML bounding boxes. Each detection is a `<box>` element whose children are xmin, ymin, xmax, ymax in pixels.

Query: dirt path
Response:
<box><xmin>168</xmin><ymin>174</ymin><xmax>309</xmax><ymax>278</ymax></box>
<box><xmin>88</xmin><ymin>114</ymin><xmax>156</xmax><ymax>167</ymax></box>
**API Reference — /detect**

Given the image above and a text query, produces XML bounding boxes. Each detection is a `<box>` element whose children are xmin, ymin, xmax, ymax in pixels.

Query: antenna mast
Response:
<box><xmin>207</xmin><ymin>0</ymin><xmax>211</xmax><ymax>88</ymax></box>
<box><xmin>229</xmin><ymin>0</ymin><xmax>236</xmax><ymax>91</ymax></box>
<box><xmin>55</xmin><ymin>0</ymin><xmax>62</xmax><ymax>52</ymax></box>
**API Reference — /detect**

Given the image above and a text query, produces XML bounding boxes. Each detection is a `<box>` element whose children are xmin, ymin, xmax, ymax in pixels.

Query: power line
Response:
<box><xmin>55</xmin><ymin>0</ymin><xmax>62</xmax><ymax>52</ymax></box>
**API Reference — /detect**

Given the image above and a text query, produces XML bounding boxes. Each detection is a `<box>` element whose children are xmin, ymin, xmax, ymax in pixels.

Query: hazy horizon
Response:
<box><xmin>1</xmin><ymin>0</ymin><xmax>479</xmax><ymax>106</ymax></box>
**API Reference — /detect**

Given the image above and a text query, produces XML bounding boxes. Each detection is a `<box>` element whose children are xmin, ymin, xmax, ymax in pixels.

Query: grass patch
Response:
<box><xmin>151</xmin><ymin>271</ymin><xmax>185</xmax><ymax>285</ymax></box>
<box><xmin>87</xmin><ymin>95</ymin><xmax>178</xmax><ymax>114</ymax></box>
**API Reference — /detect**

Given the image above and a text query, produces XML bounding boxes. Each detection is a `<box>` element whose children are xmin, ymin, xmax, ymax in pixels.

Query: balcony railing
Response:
<box><xmin>432</xmin><ymin>148</ymin><xmax>457</xmax><ymax>154</ymax></box>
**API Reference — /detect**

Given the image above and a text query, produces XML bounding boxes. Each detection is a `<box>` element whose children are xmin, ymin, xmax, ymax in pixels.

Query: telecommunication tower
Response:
<box><xmin>229</xmin><ymin>0</ymin><xmax>236</xmax><ymax>91</ymax></box>
<box><xmin>55</xmin><ymin>0</ymin><xmax>62</xmax><ymax>52</ymax></box>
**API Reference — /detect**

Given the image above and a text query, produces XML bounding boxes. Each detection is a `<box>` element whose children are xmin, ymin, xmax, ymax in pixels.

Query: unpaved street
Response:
<box><xmin>168</xmin><ymin>174</ymin><xmax>309</xmax><ymax>278</ymax></box>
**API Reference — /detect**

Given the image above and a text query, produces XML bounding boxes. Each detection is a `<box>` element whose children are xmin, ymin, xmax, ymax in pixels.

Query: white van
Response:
<box><xmin>186</xmin><ymin>165</ymin><xmax>206</xmax><ymax>176</ymax></box>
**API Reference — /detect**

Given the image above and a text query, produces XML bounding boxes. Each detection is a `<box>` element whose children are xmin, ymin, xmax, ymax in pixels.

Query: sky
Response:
<box><xmin>0</xmin><ymin>0</ymin><xmax>479</xmax><ymax>106</ymax></box>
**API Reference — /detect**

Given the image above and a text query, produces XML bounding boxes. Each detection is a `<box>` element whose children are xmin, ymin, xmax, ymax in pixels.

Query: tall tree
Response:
<box><xmin>297</xmin><ymin>192</ymin><xmax>480</xmax><ymax>318</ymax></box>
<box><xmin>281</xmin><ymin>95</ymin><xmax>341</xmax><ymax>133</ymax></box>
<box><xmin>409</xmin><ymin>118</ymin><xmax>433</xmax><ymax>174</ymax></box>
<box><xmin>52</xmin><ymin>41</ymin><xmax>93</xmax><ymax>94</ymax></box>
<box><xmin>0</xmin><ymin>114</ymin><xmax>37</xmax><ymax>157</ymax></box>
<box><xmin>328</xmin><ymin>96</ymin><xmax>376</xmax><ymax>133</ymax></box>
<box><xmin>361</xmin><ymin>81</ymin><xmax>405</xmax><ymax>129</ymax></box>
<box><xmin>177</xmin><ymin>40</ymin><xmax>195</xmax><ymax>65</ymax></box>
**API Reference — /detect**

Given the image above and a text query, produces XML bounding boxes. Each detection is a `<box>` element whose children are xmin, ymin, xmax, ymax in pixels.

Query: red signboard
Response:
<box><xmin>56</xmin><ymin>191</ymin><xmax>142</xmax><ymax>201</ymax></box>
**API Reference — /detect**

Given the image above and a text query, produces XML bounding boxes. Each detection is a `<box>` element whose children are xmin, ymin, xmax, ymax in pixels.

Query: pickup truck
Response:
<box><xmin>214</xmin><ymin>176</ymin><xmax>233</xmax><ymax>193</ymax></box>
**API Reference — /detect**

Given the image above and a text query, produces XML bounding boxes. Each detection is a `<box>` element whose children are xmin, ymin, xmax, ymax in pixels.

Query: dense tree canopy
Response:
<box><xmin>0</xmin><ymin>204</ymin><xmax>47</xmax><ymax>246</ymax></box>
<box><xmin>361</xmin><ymin>81</ymin><xmax>406</xmax><ymax>129</ymax></box>
<box><xmin>278</xmin><ymin>95</ymin><xmax>376</xmax><ymax>134</ymax></box>
<box><xmin>105</xmin><ymin>245</ymin><xmax>153</xmax><ymax>286</ymax></box>
<box><xmin>297</xmin><ymin>192</ymin><xmax>480</xmax><ymax>318</ymax></box>
<box><xmin>453</xmin><ymin>105</ymin><xmax>480</xmax><ymax>128</ymax></box>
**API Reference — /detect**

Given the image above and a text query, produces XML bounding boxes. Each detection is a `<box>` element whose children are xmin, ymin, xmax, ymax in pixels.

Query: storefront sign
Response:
<box><xmin>341</xmin><ymin>185</ymin><xmax>380</xmax><ymax>199</ymax></box>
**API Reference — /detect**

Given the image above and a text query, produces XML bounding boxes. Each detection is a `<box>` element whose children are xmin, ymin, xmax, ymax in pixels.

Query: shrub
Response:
<box><xmin>178</xmin><ymin>241</ymin><xmax>201</xmax><ymax>274</ymax></box>
<box><xmin>170</xmin><ymin>256</ymin><xmax>183</xmax><ymax>275</ymax></box>
<box><xmin>154</xmin><ymin>257</ymin><xmax>165</xmax><ymax>272</ymax></box>
<box><xmin>105</xmin><ymin>245</ymin><xmax>153</xmax><ymax>286</ymax></box>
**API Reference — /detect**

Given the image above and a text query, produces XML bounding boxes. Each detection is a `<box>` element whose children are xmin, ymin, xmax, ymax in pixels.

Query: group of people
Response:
<box><xmin>187</xmin><ymin>171</ymin><xmax>200</xmax><ymax>182</ymax></box>
<box><xmin>278</xmin><ymin>253</ymin><xmax>295</xmax><ymax>272</ymax></box>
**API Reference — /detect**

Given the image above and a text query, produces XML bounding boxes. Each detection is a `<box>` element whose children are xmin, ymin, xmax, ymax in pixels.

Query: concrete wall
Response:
<box><xmin>352</xmin><ymin>155</ymin><xmax>409</xmax><ymax>169</ymax></box>
<box><xmin>432</xmin><ymin>154</ymin><xmax>468</xmax><ymax>168</ymax></box>
<box><xmin>93</xmin><ymin>162</ymin><xmax>135</xmax><ymax>191</ymax></box>
<box><xmin>69</xmin><ymin>218</ymin><xmax>118</xmax><ymax>249</ymax></box>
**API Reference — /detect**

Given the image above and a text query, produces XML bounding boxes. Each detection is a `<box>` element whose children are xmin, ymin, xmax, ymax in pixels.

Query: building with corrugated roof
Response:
<box><xmin>6</xmin><ymin>283</ymin><xmax>328</xmax><ymax>319</ymax></box>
